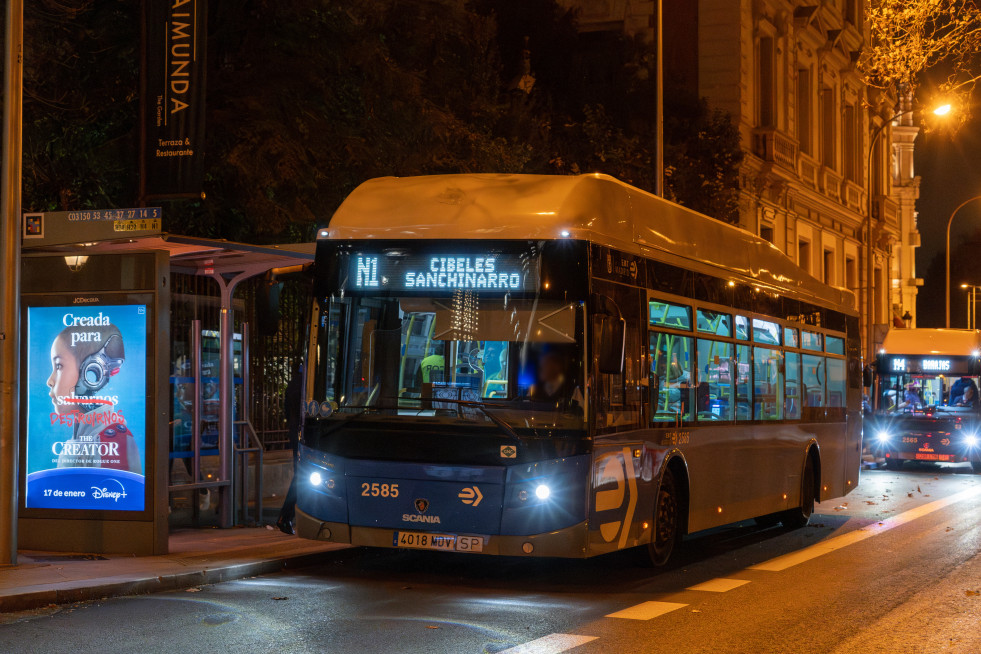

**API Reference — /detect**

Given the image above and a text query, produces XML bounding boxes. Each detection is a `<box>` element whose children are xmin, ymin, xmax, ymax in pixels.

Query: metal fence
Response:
<box><xmin>170</xmin><ymin>272</ymin><xmax>309</xmax><ymax>452</ymax></box>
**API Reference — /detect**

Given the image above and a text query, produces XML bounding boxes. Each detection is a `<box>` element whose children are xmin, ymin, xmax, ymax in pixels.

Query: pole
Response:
<box><xmin>0</xmin><ymin>0</ymin><xmax>24</xmax><ymax>565</ymax></box>
<box><xmin>866</xmin><ymin>120</ymin><xmax>890</xmax><ymax>362</ymax></box>
<box><xmin>654</xmin><ymin>0</ymin><xmax>663</xmax><ymax>197</ymax></box>
<box><xmin>945</xmin><ymin>196</ymin><xmax>981</xmax><ymax>328</ymax></box>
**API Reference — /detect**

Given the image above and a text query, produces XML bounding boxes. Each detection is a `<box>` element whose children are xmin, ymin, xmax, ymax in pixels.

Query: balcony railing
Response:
<box><xmin>752</xmin><ymin>127</ymin><xmax>798</xmax><ymax>171</ymax></box>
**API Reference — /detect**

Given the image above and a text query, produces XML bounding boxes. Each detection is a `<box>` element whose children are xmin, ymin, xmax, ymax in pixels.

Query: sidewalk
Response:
<box><xmin>0</xmin><ymin>528</ymin><xmax>351</xmax><ymax>613</ymax></box>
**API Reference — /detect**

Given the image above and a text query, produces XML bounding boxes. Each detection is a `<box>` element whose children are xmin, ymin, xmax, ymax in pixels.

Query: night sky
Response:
<box><xmin>915</xmin><ymin>108</ymin><xmax>981</xmax><ymax>327</ymax></box>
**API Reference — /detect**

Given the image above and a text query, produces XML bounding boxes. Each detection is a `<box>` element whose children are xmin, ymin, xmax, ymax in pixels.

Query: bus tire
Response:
<box><xmin>780</xmin><ymin>452</ymin><xmax>815</xmax><ymax>529</ymax></box>
<box><xmin>972</xmin><ymin>460</ymin><xmax>981</xmax><ymax>474</ymax></box>
<box><xmin>883</xmin><ymin>458</ymin><xmax>903</xmax><ymax>471</ymax></box>
<box><xmin>646</xmin><ymin>466</ymin><xmax>681</xmax><ymax>566</ymax></box>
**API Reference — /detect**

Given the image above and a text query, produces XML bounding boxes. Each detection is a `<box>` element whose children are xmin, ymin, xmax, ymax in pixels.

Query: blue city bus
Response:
<box><xmin>295</xmin><ymin>174</ymin><xmax>863</xmax><ymax>563</ymax></box>
<box><xmin>871</xmin><ymin>328</ymin><xmax>981</xmax><ymax>472</ymax></box>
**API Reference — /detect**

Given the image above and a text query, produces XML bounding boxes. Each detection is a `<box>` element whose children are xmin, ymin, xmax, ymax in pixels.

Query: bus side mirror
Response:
<box><xmin>597</xmin><ymin>314</ymin><xmax>625</xmax><ymax>374</ymax></box>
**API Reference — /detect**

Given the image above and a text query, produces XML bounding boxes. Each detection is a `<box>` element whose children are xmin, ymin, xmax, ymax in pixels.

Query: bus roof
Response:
<box><xmin>325</xmin><ymin>173</ymin><xmax>854</xmax><ymax>312</ymax></box>
<box><xmin>880</xmin><ymin>328</ymin><xmax>981</xmax><ymax>357</ymax></box>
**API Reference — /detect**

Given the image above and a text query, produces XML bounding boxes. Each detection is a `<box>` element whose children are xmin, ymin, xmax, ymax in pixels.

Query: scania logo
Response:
<box><xmin>414</xmin><ymin>498</ymin><xmax>429</xmax><ymax>513</ymax></box>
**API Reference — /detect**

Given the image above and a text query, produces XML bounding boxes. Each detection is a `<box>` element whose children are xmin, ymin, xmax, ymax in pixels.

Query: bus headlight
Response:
<box><xmin>309</xmin><ymin>471</ymin><xmax>323</xmax><ymax>486</ymax></box>
<box><xmin>535</xmin><ymin>484</ymin><xmax>551</xmax><ymax>500</ymax></box>
<box><xmin>966</xmin><ymin>434</ymin><xmax>979</xmax><ymax>448</ymax></box>
<box><xmin>875</xmin><ymin>430</ymin><xmax>891</xmax><ymax>444</ymax></box>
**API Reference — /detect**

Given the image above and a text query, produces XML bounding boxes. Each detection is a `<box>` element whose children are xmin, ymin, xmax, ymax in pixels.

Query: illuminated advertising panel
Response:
<box><xmin>24</xmin><ymin>303</ymin><xmax>148</xmax><ymax>511</ymax></box>
<box><xmin>344</xmin><ymin>251</ymin><xmax>538</xmax><ymax>293</ymax></box>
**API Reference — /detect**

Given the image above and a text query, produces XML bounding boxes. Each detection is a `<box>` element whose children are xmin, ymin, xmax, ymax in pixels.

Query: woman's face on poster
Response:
<box><xmin>47</xmin><ymin>336</ymin><xmax>78</xmax><ymax>414</ymax></box>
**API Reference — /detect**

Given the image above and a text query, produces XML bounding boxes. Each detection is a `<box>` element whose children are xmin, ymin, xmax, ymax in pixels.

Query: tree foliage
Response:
<box><xmin>863</xmin><ymin>0</ymin><xmax>981</xmax><ymax>105</ymax></box>
<box><xmin>16</xmin><ymin>0</ymin><xmax>744</xmax><ymax>241</ymax></box>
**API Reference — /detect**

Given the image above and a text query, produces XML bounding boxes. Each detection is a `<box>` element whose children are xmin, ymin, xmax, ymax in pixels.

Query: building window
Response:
<box><xmin>799</xmin><ymin>239</ymin><xmax>812</xmax><ymax>274</ymax></box>
<box><xmin>845</xmin><ymin>256</ymin><xmax>857</xmax><ymax>290</ymax></box>
<box><xmin>759</xmin><ymin>37</ymin><xmax>775</xmax><ymax>127</ymax></box>
<box><xmin>821</xmin><ymin>88</ymin><xmax>836</xmax><ymax>169</ymax></box>
<box><xmin>761</xmin><ymin>224</ymin><xmax>775</xmax><ymax>244</ymax></box>
<box><xmin>797</xmin><ymin>69</ymin><xmax>812</xmax><ymax>155</ymax></box>
<box><xmin>872</xmin><ymin>134</ymin><xmax>885</xmax><ymax>198</ymax></box>
<box><xmin>875</xmin><ymin>266</ymin><xmax>885</xmax><ymax>323</ymax></box>
<box><xmin>823</xmin><ymin>249</ymin><xmax>835</xmax><ymax>286</ymax></box>
<box><xmin>843</xmin><ymin>104</ymin><xmax>857</xmax><ymax>182</ymax></box>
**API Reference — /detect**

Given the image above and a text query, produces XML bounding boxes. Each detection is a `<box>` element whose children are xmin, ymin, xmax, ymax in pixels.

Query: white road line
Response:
<box><xmin>751</xmin><ymin>485</ymin><xmax>981</xmax><ymax>572</ymax></box>
<box><xmin>498</xmin><ymin>634</ymin><xmax>598</xmax><ymax>654</ymax></box>
<box><xmin>605</xmin><ymin>601</ymin><xmax>688</xmax><ymax>620</ymax></box>
<box><xmin>686</xmin><ymin>577</ymin><xmax>751</xmax><ymax>593</ymax></box>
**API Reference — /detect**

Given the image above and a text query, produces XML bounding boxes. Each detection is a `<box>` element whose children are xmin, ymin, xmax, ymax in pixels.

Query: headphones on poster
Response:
<box><xmin>74</xmin><ymin>334</ymin><xmax>125</xmax><ymax>396</ymax></box>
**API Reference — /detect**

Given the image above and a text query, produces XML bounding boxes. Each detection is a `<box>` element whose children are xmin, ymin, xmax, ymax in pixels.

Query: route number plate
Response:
<box><xmin>394</xmin><ymin>531</ymin><xmax>484</xmax><ymax>553</ymax></box>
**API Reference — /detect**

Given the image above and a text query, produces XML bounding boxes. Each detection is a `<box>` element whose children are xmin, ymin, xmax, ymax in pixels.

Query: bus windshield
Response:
<box><xmin>877</xmin><ymin>373</ymin><xmax>980</xmax><ymax>414</ymax></box>
<box><xmin>314</xmin><ymin>293</ymin><xmax>586</xmax><ymax>437</ymax></box>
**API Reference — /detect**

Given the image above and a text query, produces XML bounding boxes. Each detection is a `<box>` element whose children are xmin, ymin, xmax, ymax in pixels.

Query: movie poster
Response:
<box><xmin>25</xmin><ymin>304</ymin><xmax>148</xmax><ymax>511</ymax></box>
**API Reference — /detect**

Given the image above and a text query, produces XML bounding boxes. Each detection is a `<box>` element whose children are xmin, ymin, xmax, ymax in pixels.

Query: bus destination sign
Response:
<box><xmin>347</xmin><ymin>252</ymin><xmax>537</xmax><ymax>293</ymax></box>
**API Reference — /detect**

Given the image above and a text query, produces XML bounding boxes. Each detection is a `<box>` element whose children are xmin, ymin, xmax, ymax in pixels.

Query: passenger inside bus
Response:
<box><xmin>899</xmin><ymin>382</ymin><xmax>922</xmax><ymax>410</ymax></box>
<box><xmin>948</xmin><ymin>376</ymin><xmax>978</xmax><ymax>406</ymax></box>
<box><xmin>955</xmin><ymin>384</ymin><xmax>978</xmax><ymax>408</ymax></box>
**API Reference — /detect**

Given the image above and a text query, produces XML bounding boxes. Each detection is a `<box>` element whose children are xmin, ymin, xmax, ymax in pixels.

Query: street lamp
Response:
<box><xmin>960</xmin><ymin>283</ymin><xmax>981</xmax><ymax>329</ymax></box>
<box><xmin>946</xmin><ymin>196</ymin><xmax>981</xmax><ymax>327</ymax></box>
<box><xmin>866</xmin><ymin>102</ymin><xmax>952</xmax><ymax>359</ymax></box>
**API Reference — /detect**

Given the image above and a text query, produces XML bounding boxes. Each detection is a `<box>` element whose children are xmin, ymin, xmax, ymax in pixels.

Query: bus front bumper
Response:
<box><xmin>295</xmin><ymin>507</ymin><xmax>589</xmax><ymax>558</ymax></box>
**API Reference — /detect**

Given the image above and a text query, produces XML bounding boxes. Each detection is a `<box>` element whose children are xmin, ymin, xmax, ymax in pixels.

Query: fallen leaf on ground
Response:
<box><xmin>966</xmin><ymin>590</ymin><xmax>979</xmax><ymax>597</ymax></box>
<box><xmin>946</xmin><ymin>527</ymin><xmax>954</xmax><ymax>532</ymax></box>
<box><xmin>691</xmin><ymin>609</ymin><xmax>702</xmax><ymax>613</ymax></box>
<box><xmin>908</xmin><ymin>493</ymin><xmax>914</xmax><ymax>498</ymax></box>
<box><xmin>272</xmin><ymin>597</ymin><xmax>289</xmax><ymax>601</ymax></box>
<box><xmin>426</xmin><ymin>625</ymin><xmax>440</xmax><ymax>629</ymax></box>
<box><xmin>917</xmin><ymin>486</ymin><xmax>922</xmax><ymax>493</ymax></box>
<box><xmin>866</xmin><ymin>501</ymin><xmax>877</xmax><ymax>505</ymax></box>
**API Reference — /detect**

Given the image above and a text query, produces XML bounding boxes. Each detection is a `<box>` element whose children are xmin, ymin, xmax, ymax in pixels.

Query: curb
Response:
<box><xmin>0</xmin><ymin>545</ymin><xmax>354</xmax><ymax>613</ymax></box>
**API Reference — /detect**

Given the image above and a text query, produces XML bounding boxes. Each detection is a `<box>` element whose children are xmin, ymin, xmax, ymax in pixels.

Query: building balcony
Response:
<box><xmin>798</xmin><ymin>153</ymin><xmax>819</xmax><ymax>189</ymax></box>
<box><xmin>752</xmin><ymin>127</ymin><xmax>798</xmax><ymax>172</ymax></box>
<box><xmin>871</xmin><ymin>195</ymin><xmax>900</xmax><ymax>226</ymax></box>
<box><xmin>842</xmin><ymin>179</ymin><xmax>865</xmax><ymax>212</ymax></box>
<box><xmin>819</xmin><ymin>167</ymin><xmax>843</xmax><ymax>203</ymax></box>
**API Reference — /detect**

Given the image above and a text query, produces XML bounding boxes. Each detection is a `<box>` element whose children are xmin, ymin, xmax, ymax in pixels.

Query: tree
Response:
<box><xmin>15</xmin><ymin>0</ymin><xmax>744</xmax><ymax>241</ymax></box>
<box><xmin>862</xmin><ymin>0</ymin><xmax>981</xmax><ymax>110</ymax></box>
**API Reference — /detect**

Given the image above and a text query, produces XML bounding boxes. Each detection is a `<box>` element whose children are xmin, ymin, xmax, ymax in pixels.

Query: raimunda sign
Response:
<box><xmin>168</xmin><ymin>0</ymin><xmax>195</xmax><ymax>115</ymax></box>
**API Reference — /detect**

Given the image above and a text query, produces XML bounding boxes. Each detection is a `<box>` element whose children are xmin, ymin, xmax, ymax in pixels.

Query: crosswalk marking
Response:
<box><xmin>498</xmin><ymin>634</ymin><xmax>598</xmax><ymax>654</ymax></box>
<box><xmin>605</xmin><ymin>600</ymin><xmax>688</xmax><ymax>620</ymax></box>
<box><xmin>687</xmin><ymin>577</ymin><xmax>750</xmax><ymax>593</ymax></box>
<box><xmin>751</xmin><ymin>485</ymin><xmax>981</xmax><ymax>572</ymax></box>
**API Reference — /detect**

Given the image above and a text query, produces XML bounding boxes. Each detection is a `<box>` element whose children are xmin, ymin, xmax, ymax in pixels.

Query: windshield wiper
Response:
<box><xmin>383</xmin><ymin>396</ymin><xmax>522</xmax><ymax>442</ymax></box>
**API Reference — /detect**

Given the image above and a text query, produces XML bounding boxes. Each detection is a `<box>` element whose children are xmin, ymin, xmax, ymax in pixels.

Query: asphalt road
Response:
<box><xmin>3</xmin><ymin>464</ymin><xmax>980</xmax><ymax>654</ymax></box>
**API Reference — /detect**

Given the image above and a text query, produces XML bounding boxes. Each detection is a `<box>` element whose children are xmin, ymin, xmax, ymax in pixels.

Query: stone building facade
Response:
<box><xmin>561</xmin><ymin>0</ymin><xmax>923</xmax><ymax>348</ymax></box>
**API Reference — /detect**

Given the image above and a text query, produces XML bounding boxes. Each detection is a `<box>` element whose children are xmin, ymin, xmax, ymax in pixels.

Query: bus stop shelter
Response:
<box><xmin>21</xmin><ymin>233</ymin><xmax>315</xmax><ymax>534</ymax></box>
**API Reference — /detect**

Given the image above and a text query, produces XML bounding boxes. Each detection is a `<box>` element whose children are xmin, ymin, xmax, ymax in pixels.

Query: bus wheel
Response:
<box><xmin>780</xmin><ymin>453</ymin><xmax>815</xmax><ymax>529</ymax></box>
<box><xmin>646</xmin><ymin>467</ymin><xmax>680</xmax><ymax>566</ymax></box>
<box><xmin>972</xmin><ymin>461</ymin><xmax>981</xmax><ymax>474</ymax></box>
<box><xmin>883</xmin><ymin>458</ymin><xmax>903</xmax><ymax>471</ymax></box>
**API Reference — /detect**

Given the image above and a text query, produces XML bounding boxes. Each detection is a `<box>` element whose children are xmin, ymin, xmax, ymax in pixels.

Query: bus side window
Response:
<box><xmin>735</xmin><ymin>344</ymin><xmax>751</xmax><ymax>420</ymax></box>
<box><xmin>696</xmin><ymin>339</ymin><xmax>733</xmax><ymax>421</ymax></box>
<box><xmin>826</xmin><ymin>358</ymin><xmax>846</xmax><ymax>410</ymax></box>
<box><xmin>753</xmin><ymin>347</ymin><xmax>783</xmax><ymax>420</ymax></box>
<box><xmin>651</xmin><ymin>332</ymin><xmax>693</xmax><ymax>423</ymax></box>
<box><xmin>802</xmin><ymin>354</ymin><xmax>826</xmax><ymax>418</ymax></box>
<box><xmin>785</xmin><ymin>352</ymin><xmax>801</xmax><ymax>419</ymax></box>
